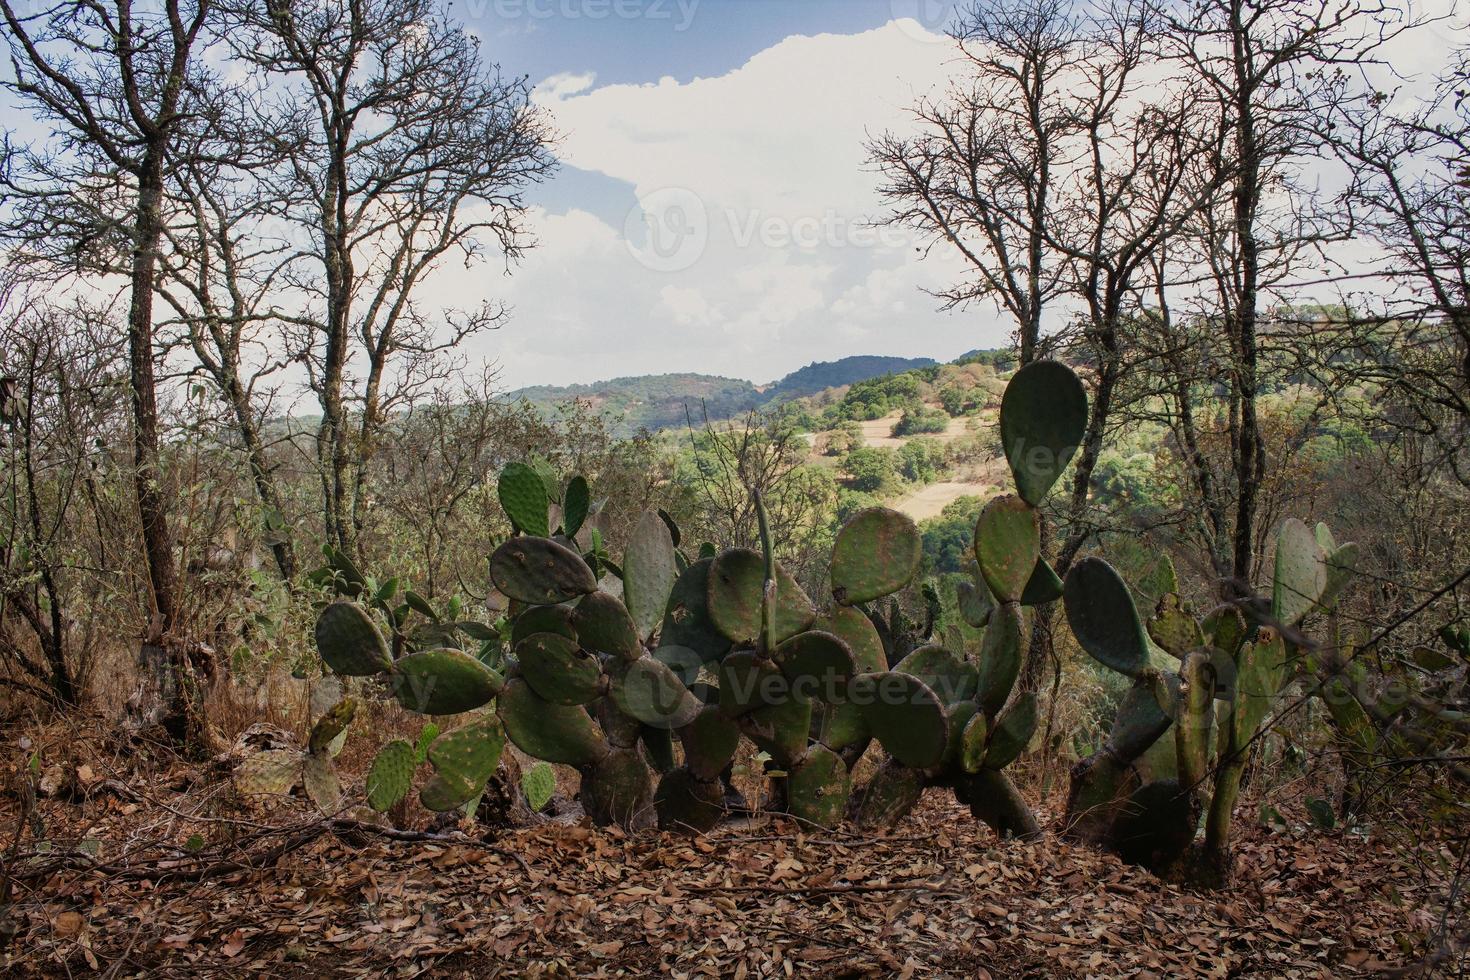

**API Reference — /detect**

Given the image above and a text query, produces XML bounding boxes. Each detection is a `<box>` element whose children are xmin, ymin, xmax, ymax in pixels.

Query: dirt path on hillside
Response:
<box><xmin>893</xmin><ymin>480</ymin><xmax>991</xmax><ymax>521</ymax></box>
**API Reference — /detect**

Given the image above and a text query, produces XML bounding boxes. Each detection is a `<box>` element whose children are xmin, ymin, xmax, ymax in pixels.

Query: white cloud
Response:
<box><xmin>435</xmin><ymin>21</ymin><xmax>1008</xmax><ymax>387</ymax></box>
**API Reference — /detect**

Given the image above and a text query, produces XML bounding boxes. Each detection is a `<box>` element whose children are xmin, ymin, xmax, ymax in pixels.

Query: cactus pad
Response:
<box><xmin>742</xmin><ymin>694</ymin><xmax>813</xmax><ymax>766</ymax></box>
<box><xmin>511</xmin><ymin>603</ymin><xmax>577</xmax><ymax>646</ymax></box>
<box><xmin>786</xmin><ymin>745</ymin><xmax>850</xmax><ymax>828</ymax></box>
<box><xmin>973</xmin><ymin>495</ymin><xmax>1041</xmax><ymax>602</ymax></box>
<box><xmin>563</xmin><ymin>475</ymin><xmax>591</xmax><ymax>537</ymax></box>
<box><xmin>999</xmin><ymin>359</ymin><xmax>1088</xmax><ymax>505</ymax></box>
<box><xmin>706</xmin><ymin>549</ymin><xmax>815</xmax><ymax>646</ymax></box>
<box><xmin>982</xmin><ymin>691</ymin><xmax>1036</xmax><ymax>769</ymax></box>
<box><xmin>956</xmin><ymin>578</ymin><xmax>994</xmax><ymax>629</ymax></box>
<box><xmin>498</xmin><ymin>462</ymin><xmax>550</xmax><ymax>537</ymax></box>
<box><xmin>390</xmin><ymin>648</ymin><xmax>503</xmax><ymax>715</ymax></box>
<box><xmin>420</xmin><ymin>715</ymin><xmax>507</xmax><ymax>812</ymax></box>
<box><xmin>1064</xmin><ymin>557</ymin><xmax>1151</xmax><ymax>678</ymax></box>
<box><xmin>829</xmin><ymin>508</ymin><xmax>922</xmax><ymax>605</ymax></box>
<box><xmin>659</xmin><ymin>559</ymin><xmax>733</xmax><ymax>665</ymax></box>
<box><xmin>774</xmin><ymin>630</ymin><xmax>856</xmax><ymax>699</ymax></box>
<box><xmin>1272</xmin><ymin>518</ymin><xmax>1326</xmax><ymax>628</ymax></box>
<box><xmin>975</xmin><ymin>602</ymin><xmax>1024</xmax><ymax>717</ymax></box>
<box><xmin>716</xmin><ymin>650</ymin><xmax>776</xmax><ymax>718</ymax></box>
<box><xmin>315</xmin><ymin>601</ymin><xmax>392</xmax><ymax>676</ymax></box>
<box><xmin>813</xmin><ymin>605</ymin><xmax>887</xmax><ymax>673</ymax></box>
<box><xmin>623</xmin><ymin>509</ymin><xmax>679</xmax><ymax>642</ymax></box>
<box><xmin>573</xmin><ymin>591</ymin><xmax>642</xmax><ymax>660</ymax></box>
<box><xmin>308</xmin><ymin>698</ymin><xmax>357</xmax><ymax>755</ymax></box>
<box><xmin>498</xmin><ymin>678</ymin><xmax>610</xmax><ymax>767</ymax></box>
<box><xmin>366</xmin><ymin>740</ymin><xmax>416</xmax><ymax>812</ymax></box>
<box><xmin>517</xmin><ymin>631</ymin><xmax>603</xmax><ymax>705</ymax></box>
<box><xmin>1233</xmin><ymin>629</ymin><xmax>1288</xmax><ymax>746</ymax></box>
<box><xmin>895</xmin><ymin>644</ymin><xmax>978</xmax><ymax>706</ymax></box>
<box><xmin>852</xmin><ymin>671</ymin><xmax>949</xmax><ymax>769</ymax></box>
<box><xmin>1148</xmin><ymin>594</ymin><xmax>1205</xmax><ymax>657</ymax></box>
<box><xmin>959</xmin><ymin>711</ymin><xmax>989</xmax><ymax>773</ymax></box>
<box><xmin>609</xmin><ymin>656</ymin><xmax>702</xmax><ymax>728</ymax></box>
<box><xmin>302</xmin><ymin>753</ymin><xmax>341</xmax><ymax>812</ymax></box>
<box><xmin>490</xmin><ymin>536</ymin><xmax>597</xmax><ymax>605</ymax></box>
<box><xmin>235</xmin><ymin>749</ymin><xmax>301</xmax><ymax>797</ymax></box>
<box><xmin>1175</xmin><ymin>651</ymin><xmax>1214</xmax><ymax>789</ymax></box>
<box><xmin>1020</xmin><ymin>557</ymin><xmax>1064</xmax><ymax>606</ymax></box>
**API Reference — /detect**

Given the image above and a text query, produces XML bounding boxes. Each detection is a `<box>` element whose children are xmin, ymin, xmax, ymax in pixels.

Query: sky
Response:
<box><xmin>430</xmin><ymin>0</ymin><xmax>989</xmax><ymax>388</ymax></box>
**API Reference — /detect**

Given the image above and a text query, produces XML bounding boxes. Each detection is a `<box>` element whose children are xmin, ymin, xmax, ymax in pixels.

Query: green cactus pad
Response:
<box><xmin>308</xmin><ymin>698</ymin><xmax>357</xmax><ymax>755</ymax></box>
<box><xmin>511</xmin><ymin>603</ymin><xmax>577</xmax><ymax>646</ymax></box>
<box><xmin>498</xmin><ymin>678</ymin><xmax>610</xmax><ymax>768</ymax></box>
<box><xmin>959</xmin><ymin>711</ymin><xmax>989</xmax><ymax>773</ymax></box>
<box><xmin>563</xmin><ymin>475</ymin><xmax>591</xmax><ymax>537</ymax></box>
<box><xmin>983</xmin><ymin>691</ymin><xmax>1037</xmax><ymax>769</ymax></box>
<box><xmin>1272</xmin><ymin>518</ymin><xmax>1327</xmax><ymax>627</ymax></box>
<box><xmin>853</xmin><ymin>759</ymin><xmax>925</xmax><ymax>829</ymax></box>
<box><xmin>975</xmin><ymin>603</ymin><xmax>1024</xmax><ymax>717</ymax></box>
<box><xmin>1321</xmin><ymin>541</ymin><xmax>1359</xmax><ymax>610</ymax></box>
<box><xmin>623</xmin><ymin>509</ymin><xmax>680</xmax><ymax>642</ymax></box>
<box><xmin>420</xmin><ymin>716</ymin><xmax>506</xmax><ymax>812</ymax></box>
<box><xmin>1111</xmin><ymin>780</ymin><xmax>1197</xmax><ymax>869</ymax></box>
<box><xmin>1063</xmin><ymin>753</ymin><xmax>1138</xmax><ymax>844</ymax></box>
<box><xmin>390</xmin><ymin>648</ymin><xmax>504</xmax><ymax>715</ymax></box>
<box><xmin>895</xmin><ymin>644</ymin><xmax>978</xmax><ymax>706</ymax></box>
<box><xmin>679</xmin><ymin>705</ymin><xmax>741</xmax><ymax>781</ymax></box>
<box><xmin>235</xmin><ymin>750</ymin><xmax>300</xmax><ymax>797</ymax></box>
<box><xmin>490</xmin><ymin>537</ymin><xmax>597</xmax><ymax>605</ymax></box>
<box><xmin>774</xmin><ymin>630</ymin><xmax>856</xmax><ymax>700</ymax></box>
<box><xmin>1148</xmin><ymin>594</ymin><xmax>1205</xmax><ymax>658</ymax></box>
<box><xmin>302</xmin><ymin>753</ymin><xmax>341</xmax><ymax>812</ymax></box>
<box><xmin>1110</xmin><ymin>680</ymin><xmax>1173</xmax><ymax>761</ymax></box>
<box><xmin>609</xmin><ymin>656</ymin><xmax>703</xmax><ymax>729</ymax></box>
<box><xmin>498</xmin><ymin>462</ymin><xmax>550</xmax><ymax>537</ymax></box>
<box><xmin>973</xmin><ymin>495</ymin><xmax>1041</xmax><ymax>603</ymax></box>
<box><xmin>943</xmin><ymin>699</ymin><xmax>979</xmax><ymax>768</ymax></box>
<box><xmin>641</xmin><ymin>725</ymin><xmax>678</xmax><ymax>773</ymax></box>
<box><xmin>716</xmin><ymin>650</ymin><xmax>775</xmax><ymax>718</ymax></box>
<box><xmin>829</xmin><ymin>508</ymin><xmax>922</xmax><ymax>605</ymax></box>
<box><xmin>1064</xmin><ymin>557</ymin><xmax>1151</xmax><ymax>678</ymax></box>
<box><xmin>1202</xmin><ymin>602</ymin><xmax>1248</xmax><ymax>656</ymax></box>
<box><xmin>366</xmin><ymin>740</ymin><xmax>416</xmax><ymax>812</ymax></box>
<box><xmin>786</xmin><ymin>745</ymin><xmax>850</xmax><ymax>829</ymax></box>
<box><xmin>659</xmin><ymin>559</ymin><xmax>733</xmax><ymax>666</ymax></box>
<box><xmin>315</xmin><ymin>601</ymin><xmax>392</xmax><ymax>676</ymax></box>
<box><xmin>582</xmin><ymin>747</ymin><xmax>654</xmax><ymax>826</ymax></box>
<box><xmin>573</xmin><ymin>591</ymin><xmax>642</xmax><ymax>660</ymax></box>
<box><xmin>1233</xmin><ymin>628</ymin><xmax>1288</xmax><ymax>746</ymax></box>
<box><xmin>956</xmin><ymin>579</ymin><xmax>994</xmax><ymax>629</ymax></box>
<box><xmin>743</xmin><ymin>695</ymin><xmax>813</xmax><ymax>767</ymax></box>
<box><xmin>1175</xmin><ymin>651</ymin><xmax>1214</xmax><ymax>790</ymax></box>
<box><xmin>596</xmin><ymin>697</ymin><xmax>643</xmax><ymax>748</ymax></box>
<box><xmin>517</xmin><ymin>631</ymin><xmax>603</xmax><ymax>705</ymax></box>
<box><xmin>999</xmin><ymin>359</ymin><xmax>1088</xmax><ymax>505</ymax></box>
<box><xmin>707</xmin><ymin>549</ymin><xmax>815</xmax><ymax>646</ymax></box>
<box><xmin>813</xmin><ymin>605</ymin><xmax>887</xmax><ymax>673</ymax></box>
<box><xmin>1020</xmin><ymin>558</ymin><xmax>1064</xmax><ymax>606</ymax></box>
<box><xmin>852</xmin><ymin>671</ymin><xmax>949</xmax><ymax>769</ymax></box>
<box><xmin>654</xmin><ymin>768</ymin><xmax>725</xmax><ymax>832</ymax></box>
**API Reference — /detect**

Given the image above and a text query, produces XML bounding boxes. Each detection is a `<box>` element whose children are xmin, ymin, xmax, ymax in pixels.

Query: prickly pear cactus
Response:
<box><xmin>852</xmin><ymin>360</ymin><xmax>1088</xmax><ymax>841</ymax></box>
<box><xmin>1061</xmin><ymin>518</ymin><xmax>1357</xmax><ymax>875</ymax></box>
<box><xmin>235</xmin><ymin>698</ymin><xmax>358</xmax><ymax>814</ymax></box>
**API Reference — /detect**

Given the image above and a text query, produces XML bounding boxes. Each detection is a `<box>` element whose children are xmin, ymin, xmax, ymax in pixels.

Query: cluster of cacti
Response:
<box><xmin>850</xmin><ymin>360</ymin><xmax>1089</xmax><ymax>840</ymax></box>
<box><xmin>246</xmin><ymin>362</ymin><xmax>1117</xmax><ymax>844</ymax></box>
<box><xmin>1061</xmin><ymin>518</ymin><xmax>1358</xmax><ymax>873</ymax></box>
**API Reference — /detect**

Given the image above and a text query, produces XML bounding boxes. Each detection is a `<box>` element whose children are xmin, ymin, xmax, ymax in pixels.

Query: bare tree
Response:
<box><xmin>223</xmin><ymin>0</ymin><xmax>556</xmax><ymax>561</ymax></box>
<box><xmin>870</xmin><ymin>0</ymin><xmax>1084</xmax><ymax>365</ymax></box>
<box><xmin>0</xmin><ymin>0</ymin><xmax>216</xmax><ymax>744</ymax></box>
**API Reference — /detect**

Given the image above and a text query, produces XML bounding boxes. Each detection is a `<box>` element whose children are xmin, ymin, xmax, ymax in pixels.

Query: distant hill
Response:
<box><xmin>760</xmin><ymin>355</ymin><xmax>936</xmax><ymax>403</ymax></box>
<box><xmin>503</xmin><ymin>355</ymin><xmax>940</xmax><ymax>434</ymax></box>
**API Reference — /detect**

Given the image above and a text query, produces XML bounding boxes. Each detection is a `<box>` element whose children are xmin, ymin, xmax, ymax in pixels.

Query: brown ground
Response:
<box><xmin>0</xmin><ymin>717</ymin><xmax>1453</xmax><ymax>978</ymax></box>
